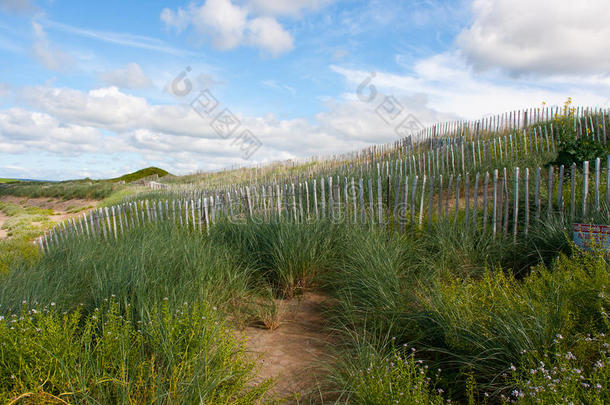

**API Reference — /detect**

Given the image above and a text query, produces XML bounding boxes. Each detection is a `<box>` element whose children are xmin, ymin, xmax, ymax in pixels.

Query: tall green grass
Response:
<box><xmin>1</xmin><ymin>214</ymin><xmax>607</xmax><ymax>403</ymax></box>
<box><xmin>0</xmin><ymin>299</ymin><xmax>271</xmax><ymax>403</ymax></box>
<box><xmin>0</xmin><ymin>181</ymin><xmax>120</xmax><ymax>200</ymax></box>
<box><xmin>210</xmin><ymin>219</ymin><xmax>347</xmax><ymax>298</ymax></box>
<box><xmin>323</xmin><ymin>221</ymin><xmax>609</xmax><ymax>402</ymax></box>
<box><xmin>0</xmin><ymin>222</ymin><xmax>254</xmax><ymax>320</ymax></box>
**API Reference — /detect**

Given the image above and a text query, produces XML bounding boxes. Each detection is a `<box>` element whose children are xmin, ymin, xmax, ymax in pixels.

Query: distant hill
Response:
<box><xmin>111</xmin><ymin>167</ymin><xmax>170</xmax><ymax>183</ymax></box>
<box><xmin>0</xmin><ymin>178</ymin><xmax>20</xmax><ymax>184</ymax></box>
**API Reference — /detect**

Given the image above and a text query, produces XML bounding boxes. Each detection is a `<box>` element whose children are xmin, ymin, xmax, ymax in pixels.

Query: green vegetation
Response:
<box><xmin>0</xmin><ymin>167</ymin><xmax>170</xmax><ymax>201</ymax></box>
<box><xmin>0</xmin><ymin>299</ymin><xmax>271</xmax><ymax>403</ymax></box>
<box><xmin>1</xmin><ymin>105</ymin><xmax>609</xmax><ymax>403</ymax></box>
<box><xmin>1</xmin><ymin>214</ymin><xmax>608</xmax><ymax>402</ymax></box>
<box><xmin>110</xmin><ymin>166</ymin><xmax>170</xmax><ymax>183</ymax></box>
<box><xmin>0</xmin><ymin>180</ymin><xmax>120</xmax><ymax>200</ymax></box>
<box><xmin>0</xmin><ymin>202</ymin><xmax>52</xmax><ymax>274</ymax></box>
<box><xmin>0</xmin><ymin>179</ymin><xmax>19</xmax><ymax>184</ymax></box>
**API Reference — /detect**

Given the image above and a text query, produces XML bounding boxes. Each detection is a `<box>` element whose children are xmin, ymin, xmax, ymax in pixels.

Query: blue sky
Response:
<box><xmin>0</xmin><ymin>0</ymin><xmax>609</xmax><ymax>180</ymax></box>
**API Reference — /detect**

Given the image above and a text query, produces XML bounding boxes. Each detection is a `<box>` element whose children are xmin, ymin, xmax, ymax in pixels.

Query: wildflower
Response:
<box><xmin>50</xmin><ymin>302</ymin><xmax>55</xmax><ymax>306</ymax></box>
<box><xmin>509</xmin><ymin>364</ymin><xmax>516</xmax><ymax>371</ymax></box>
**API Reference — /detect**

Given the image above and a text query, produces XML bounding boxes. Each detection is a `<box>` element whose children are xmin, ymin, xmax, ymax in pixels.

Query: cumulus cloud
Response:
<box><xmin>246</xmin><ymin>16</ymin><xmax>293</xmax><ymax>56</ymax></box>
<box><xmin>161</xmin><ymin>0</ymin><xmax>294</xmax><ymax>56</ymax></box>
<box><xmin>0</xmin><ymin>108</ymin><xmax>106</xmax><ymax>154</ymax></box>
<box><xmin>458</xmin><ymin>0</ymin><xmax>610</xmax><ymax>76</ymax></box>
<box><xmin>3</xmin><ymin>82</ymin><xmax>439</xmax><ymax>176</ymax></box>
<box><xmin>193</xmin><ymin>0</ymin><xmax>248</xmax><ymax>50</ymax></box>
<box><xmin>31</xmin><ymin>21</ymin><xmax>75</xmax><ymax>71</ymax></box>
<box><xmin>99</xmin><ymin>63</ymin><xmax>153</xmax><ymax>89</ymax></box>
<box><xmin>331</xmin><ymin>51</ymin><xmax>610</xmax><ymax>121</ymax></box>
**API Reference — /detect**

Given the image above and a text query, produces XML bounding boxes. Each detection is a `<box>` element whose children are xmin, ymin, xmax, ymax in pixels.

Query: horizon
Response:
<box><xmin>1</xmin><ymin>0</ymin><xmax>609</xmax><ymax>181</ymax></box>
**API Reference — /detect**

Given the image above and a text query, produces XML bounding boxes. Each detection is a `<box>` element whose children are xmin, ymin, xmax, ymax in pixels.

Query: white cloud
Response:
<box><xmin>193</xmin><ymin>0</ymin><xmax>248</xmax><ymax>50</ymax></box>
<box><xmin>261</xmin><ymin>79</ymin><xmax>295</xmax><ymax>95</ymax></box>
<box><xmin>161</xmin><ymin>0</ymin><xmax>294</xmax><ymax>56</ymax></box>
<box><xmin>41</xmin><ymin>19</ymin><xmax>193</xmax><ymax>56</ymax></box>
<box><xmin>458</xmin><ymin>0</ymin><xmax>610</xmax><ymax>76</ymax></box>
<box><xmin>160</xmin><ymin>7</ymin><xmax>190</xmax><ymax>33</ymax></box>
<box><xmin>6</xmin><ymin>83</ymin><xmax>432</xmax><ymax>176</ymax></box>
<box><xmin>32</xmin><ymin>21</ymin><xmax>75</xmax><ymax>71</ymax></box>
<box><xmin>99</xmin><ymin>63</ymin><xmax>153</xmax><ymax>89</ymax></box>
<box><xmin>0</xmin><ymin>108</ymin><xmax>106</xmax><ymax>154</ymax></box>
<box><xmin>246</xmin><ymin>16</ymin><xmax>293</xmax><ymax>56</ymax></box>
<box><xmin>331</xmin><ymin>51</ymin><xmax>610</xmax><ymax>121</ymax></box>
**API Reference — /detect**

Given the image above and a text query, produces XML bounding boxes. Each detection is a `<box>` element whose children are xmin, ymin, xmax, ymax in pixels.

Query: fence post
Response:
<box><xmin>595</xmin><ymin>157</ymin><xmax>601</xmax><ymax>213</ymax></box>
<box><xmin>427</xmin><ymin>175</ymin><xmax>434</xmax><ymax>230</ymax></box>
<box><xmin>547</xmin><ymin>166</ymin><xmax>554</xmax><ymax>220</ymax></box>
<box><xmin>411</xmin><ymin>175</ymin><xmax>418</xmax><ymax>225</ymax></box>
<box><xmin>492</xmin><ymin>170</ymin><xmax>498</xmax><ymax>236</ymax></box>
<box><xmin>472</xmin><ymin>172</ymin><xmax>480</xmax><ymax>229</ymax></box>
<box><xmin>524</xmin><ymin>168</ymin><xmax>529</xmax><ymax>237</ymax></box>
<box><xmin>419</xmin><ymin>175</ymin><xmax>427</xmax><ymax>229</ymax></box>
<box><xmin>513</xmin><ymin>167</ymin><xmax>519</xmax><ymax>242</ymax></box>
<box><xmin>377</xmin><ymin>176</ymin><xmax>383</xmax><ymax>226</ymax></box>
<box><xmin>454</xmin><ymin>174</ymin><xmax>461</xmax><ymax>225</ymax></box>
<box><xmin>583</xmin><ymin>161</ymin><xmax>589</xmax><ymax>217</ymax></box>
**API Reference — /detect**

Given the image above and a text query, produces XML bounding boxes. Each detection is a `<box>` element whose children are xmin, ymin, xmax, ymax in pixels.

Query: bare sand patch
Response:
<box><xmin>239</xmin><ymin>292</ymin><xmax>333</xmax><ymax>403</ymax></box>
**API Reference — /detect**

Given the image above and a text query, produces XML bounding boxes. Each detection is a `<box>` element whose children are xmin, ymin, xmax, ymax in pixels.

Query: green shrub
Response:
<box><xmin>554</xmin><ymin>135</ymin><xmax>609</xmax><ymax>168</ymax></box>
<box><xmin>0</xmin><ymin>299</ymin><xmax>271</xmax><ymax>403</ymax></box>
<box><xmin>0</xmin><ymin>239</ymin><xmax>40</xmax><ymax>274</ymax></box>
<box><xmin>409</xmin><ymin>251</ymin><xmax>609</xmax><ymax>399</ymax></box>
<box><xmin>328</xmin><ymin>332</ymin><xmax>445</xmax><ymax>404</ymax></box>
<box><xmin>509</xmin><ymin>322</ymin><xmax>609</xmax><ymax>404</ymax></box>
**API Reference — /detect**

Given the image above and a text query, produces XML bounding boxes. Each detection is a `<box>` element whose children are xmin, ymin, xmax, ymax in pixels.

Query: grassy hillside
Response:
<box><xmin>111</xmin><ymin>166</ymin><xmax>170</xmax><ymax>183</ymax></box>
<box><xmin>0</xmin><ymin>167</ymin><xmax>170</xmax><ymax>200</ymax></box>
<box><xmin>0</xmin><ymin>179</ymin><xmax>19</xmax><ymax>184</ymax></box>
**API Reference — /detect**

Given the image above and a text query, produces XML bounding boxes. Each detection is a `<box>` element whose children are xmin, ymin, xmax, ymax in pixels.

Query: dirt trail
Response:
<box><xmin>240</xmin><ymin>293</ymin><xmax>333</xmax><ymax>403</ymax></box>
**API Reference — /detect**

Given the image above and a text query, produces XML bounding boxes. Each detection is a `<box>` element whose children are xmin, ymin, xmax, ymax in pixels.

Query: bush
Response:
<box><xmin>328</xmin><ymin>332</ymin><xmax>445</xmax><ymax>404</ymax></box>
<box><xmin>0</xmin><ymin>299</ymin><xmax>271</xmax><ymax>403</ymax></box>
<box><xmin>509</xmin><ymin>321</ymin><xmax>609</xmax><ymax>404</ymax></box>
<box><xmin>553</xmin><ymin>131</ymin><xmax>609</xmax><ymax>168</ymax></box>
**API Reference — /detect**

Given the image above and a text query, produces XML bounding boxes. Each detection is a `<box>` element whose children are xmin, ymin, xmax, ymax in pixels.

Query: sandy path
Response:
<box><xmin>240</xmin><ymin>293</ymin><xmax>333</xmax><ymax>403</ymax></box>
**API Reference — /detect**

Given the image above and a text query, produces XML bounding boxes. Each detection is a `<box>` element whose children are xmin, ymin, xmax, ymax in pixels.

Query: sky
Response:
<box><xmin>0</xmin><ymin>0</ymin><xmax>609</xmax><ymax>180</ymax></box>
